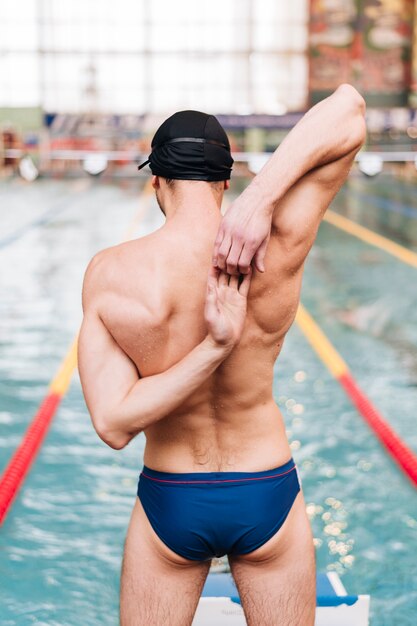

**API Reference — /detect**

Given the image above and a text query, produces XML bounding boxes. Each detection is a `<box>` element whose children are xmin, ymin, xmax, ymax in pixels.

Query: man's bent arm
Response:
<box><xmin>213</xmin><ymin>83</ymin><xmax>366</xmax><ymax>274</ymax></box>
<box><xmin>78</xmin><ymin>261</ymin><xmax>250</xmax><ymax>451</ymax></box>
<box><xmin>241</xmin><ymin>83</ymin><xmax>366</xmax><ymax>213</ymax></box>
<box><xmin>78</xmin><ymin>311</ymin><xmax>229</xmax><ymax>450</ymax></box>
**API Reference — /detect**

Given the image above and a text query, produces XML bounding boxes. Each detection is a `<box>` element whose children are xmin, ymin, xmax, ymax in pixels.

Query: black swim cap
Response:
<box><xmin>137</xmin><ymin>110</ymin><xmax>234</xmax><ymax>181</ymax></box>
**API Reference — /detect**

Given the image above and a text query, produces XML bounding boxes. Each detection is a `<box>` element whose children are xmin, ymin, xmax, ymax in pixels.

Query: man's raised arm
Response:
<box><xmin>78</xmin><ymin>260</ymin><xmax>251</xmax><ymax>450</ymax></box>
<box><xmin>213</xmin><ymin>83</ymin><xmax>366</xmax><ymax>275</ymax></box>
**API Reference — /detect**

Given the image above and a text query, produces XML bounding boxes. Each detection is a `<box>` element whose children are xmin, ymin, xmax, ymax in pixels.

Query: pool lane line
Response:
<box><xmin>0</xmin><ymin>179</ymin><xmax>92</xmax><ymax>250</ymax></box>
<box><xmin>324</xmin><ymin>210</ymin><xmax>417</xmax><ymax>269</ymax></box>
<box><xmin>0</xmin><ymin>339</ymin><xmax>78</xmax><ymax>524</ymax></box>
<box><xmin>295</xmin><ymin>304</ymin><xmax>417</xmax><ymax>487</ymax></box>
<box><xmin>343</xmin><ymin>185</ymin><xmax>417</xmax><ymax>220</ymax></box>
<box><xmin>0</xmin><ymin>180</ymin><xmax>154</xmax><ymax>526</ymax></box>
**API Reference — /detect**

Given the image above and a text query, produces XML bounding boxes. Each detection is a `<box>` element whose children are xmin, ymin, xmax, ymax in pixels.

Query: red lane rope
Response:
<box><xmin>297</xmin><ymin>304</ymin><xmax>417</xmax><ymax>488</ymax></box>
<box><xmin>0</xmin><ymin>184</ymin><xmax>153</xmax><ymax>527</ymax></box>
<box><xmin>0</xmin><ymin>393</ymin><xmax>61</xmax><ymax>524</ymax></box>
<box><xmin>339</xmin><ymin>373</ymin><xmax>417</xmax><ymax>485</ymax></box>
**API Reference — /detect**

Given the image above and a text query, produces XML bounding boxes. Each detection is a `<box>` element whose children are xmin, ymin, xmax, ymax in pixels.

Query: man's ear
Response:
<box><xmin>151</xmin><ymin>175</ymin><xmax>160</xmax><ymax>190</ymax></box>
<box><xmin>224</xmin><ymin>180</ymin><xmax>230</xmax><ymax>191</ymax></box>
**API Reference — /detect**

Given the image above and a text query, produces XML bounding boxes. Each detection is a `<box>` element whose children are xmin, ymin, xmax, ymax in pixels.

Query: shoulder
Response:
<box><xmin>82</xmin><ymin>241</ymin><xmax>133</xmax><ymax>310</ymax></box>
<box><xmin>82</xmin><ymin>248</ymin><xmax>112</xmax><ymax>312</ymax></box>
<box><xmin>81</xmin><ymin>236</ymin><xmax>155</xmax><ymax>312</ymax></box>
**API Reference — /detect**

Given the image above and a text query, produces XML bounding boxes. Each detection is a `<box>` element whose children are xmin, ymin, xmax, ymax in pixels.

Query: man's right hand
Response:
<box><xmin>204</xmin><ymin>265</ymin><xmax>252</xmax><ymax>350</ymax></box>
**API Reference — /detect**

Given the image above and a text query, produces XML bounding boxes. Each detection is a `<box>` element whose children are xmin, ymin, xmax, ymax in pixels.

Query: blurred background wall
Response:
<box><xmin>2</xmin><ymin>0</ymin><xmax>417</xmax><ymax>173</ymax></box>
<box><xmin>0</xmin><ymin>0</ymin><xmax>308</xmax><ymax>115</ymax></box>
<box><xmin>310</xmin><ymin>0</ymin><xmax>415</xmax><ymax>107</ymax></box>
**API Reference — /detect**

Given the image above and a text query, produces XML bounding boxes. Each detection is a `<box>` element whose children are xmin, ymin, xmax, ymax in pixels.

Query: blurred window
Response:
<box><xmin>0</xmin><ymin>0</ymin><xmax>308</xmax><ymax>113</ymax></box>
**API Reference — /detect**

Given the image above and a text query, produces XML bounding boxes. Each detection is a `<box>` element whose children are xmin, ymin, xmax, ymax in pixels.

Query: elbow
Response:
<box><xmin>350</xmin><ymin>113</ymin><xmax>367</xmax><ymax>153</ymax></box>
<box><xmin>336</xmin><ymin>83</ymin><xmax>366</xmax><ymax>115</ymax></box>
<box><xmin>100</xmin><ymin>432</ymin><xmax>129</xmax><ymax>451</ymax></box>
<box><xmin>93</xmin><ymin>416</ymin><xmax>132</xmax><ymax>450</ymax></box>
<box><xmin>335</xmin><ymin>84</ymin><xmax>367</xmax><ymax>150</ymax></box>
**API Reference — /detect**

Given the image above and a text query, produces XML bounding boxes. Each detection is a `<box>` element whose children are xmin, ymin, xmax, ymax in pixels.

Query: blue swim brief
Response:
<box><xmin>137</xmin><ymin>456</ymin><xmax>301</xmax><ymax>561</ymax></box>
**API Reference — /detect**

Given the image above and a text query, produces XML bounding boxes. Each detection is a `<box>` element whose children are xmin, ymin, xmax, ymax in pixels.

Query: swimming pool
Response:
<box><xmin>0</xmin><ymin>173</ymin><xmax>416</xmax><ymax>625</ymax></box>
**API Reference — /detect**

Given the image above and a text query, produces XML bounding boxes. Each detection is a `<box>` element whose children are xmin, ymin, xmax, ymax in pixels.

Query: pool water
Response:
<box><xmin>0</xmin><ymin>173</ymin><xmax>416</xmax><ymax>625</ymax></box>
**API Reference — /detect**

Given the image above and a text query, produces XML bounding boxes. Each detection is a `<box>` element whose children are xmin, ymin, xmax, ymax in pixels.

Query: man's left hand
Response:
<box><xmin>212</xmin><ymin>194</ymin><xmax>272</xmax><ymax>275</ymax></box>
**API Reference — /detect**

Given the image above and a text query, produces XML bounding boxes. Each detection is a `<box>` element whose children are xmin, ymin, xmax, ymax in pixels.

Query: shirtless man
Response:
<box><xmin>78</xmin><ymin>85</ymin><xmax>366</xmax><ymax>626</ymax></box>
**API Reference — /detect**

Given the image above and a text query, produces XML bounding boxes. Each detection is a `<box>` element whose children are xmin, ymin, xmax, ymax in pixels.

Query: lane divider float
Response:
<box><xmin>296</xmin><ymin>303</ymin><xmax>417</xmax><ymax>487</ymax></box>
<box><xmin>324</xmin><ymin>210</ymin><xmax>417</xmax><ymax>269</ymax></box>
<box><xmin>0</xmin><ymin>179</ymin><xmax>154</xmax><ymax>525</ymax></box>
<box><xmin>0</xmin><ymin>339</ymin><xmax>78</xmax><ymax>522</ymax></box>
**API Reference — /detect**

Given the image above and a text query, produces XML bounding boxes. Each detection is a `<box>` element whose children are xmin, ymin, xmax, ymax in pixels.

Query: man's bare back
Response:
<box><xmin>88</xmin><ymin>202</ymin><xmax>304</xmax><ymax>473</ymax></box>
<box><xmin>78</xmin><ymin>88</ymin><xmax>366</xmax><ymax>625</ymax></box>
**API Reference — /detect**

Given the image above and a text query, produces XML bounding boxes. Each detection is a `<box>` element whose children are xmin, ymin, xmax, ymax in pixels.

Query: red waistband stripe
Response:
<box><xmin>140</xmin><ymin>464</ymin><xmax>297</xmax><ymax>485</ymax></box>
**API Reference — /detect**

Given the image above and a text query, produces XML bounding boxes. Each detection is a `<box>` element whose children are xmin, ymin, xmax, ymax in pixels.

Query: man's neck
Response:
<box><xmin>163</xmin><ymin>186</ymin><xmax>223</xmax><ymax>225</ymax></box>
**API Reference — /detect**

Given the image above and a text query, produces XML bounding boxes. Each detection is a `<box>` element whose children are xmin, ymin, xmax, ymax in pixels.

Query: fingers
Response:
<box><xmin>253</xmin><ymin>237</ymin><xmax>269</xmax><ymax>273</ymax></box>
<box><xmin>205</xmin><ymin>268</ymin><xmax>220</xmax><ymax>319</ymax></box>
<box><xmin>205</xmin><ymin>291</ymin><xmax>218</xmax><ymax>325</ymax></box>
<box><xmin>238</xmin><ymin>267</ymin><xmax>252</xmax><ymax>297</ymax></box>
<box><xmin>226</xmin><ymin>240</ymin><xmax>243</xmax><ymax>276</ymax></box>
<box><xmin>212</xmin><ymin>227</ymin><xmax>224</xmax><ymax>267</ymax></box>
<box><xmin>217</xmin><ymin>236</ymin><xmax>258</xmax><ymax>276</ymax></box>
<box><xmin>236</xmin><ymin>242</ymin><xmax>254</xmax><ymax>275</ymax></box>
<box><xmin>209</xmin><ymin>263</ymin><xmax>252</xmax><ymax>299</ymax></box>
<box><xmin>218</xmin><ymin>271</ymin><xmax>229</xmax><ymax>288</ymax></box>
<box><xmin>207</xmin><ymin>264</ymin><xmax>219</xmax><ymax>289</ymax></box>
<box><xmin>207</xmin><ymin>266</ymin><xmax>252</xmax><ymax>300</ymax></box>
<box><xmin>216</xmin><ymin>235</ymin><xmax>254</xmax><ymax>275</ymax></box>
<box><xmin>214</xmin><ymin>234</ymin><xmax>232</xmax><ymax>272</ymax></box>
<box><xmin>224</xmin><ymin>236</ymin><xmax>259</xmax><ymax>275</ymax></box>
